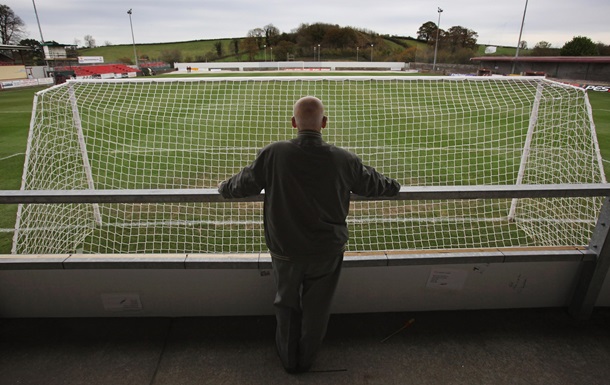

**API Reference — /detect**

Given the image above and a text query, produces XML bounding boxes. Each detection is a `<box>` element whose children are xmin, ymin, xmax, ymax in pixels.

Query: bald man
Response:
<box><xmin>219</xmin><ymin>96</ymin><xmax>400</xmax><ymax>373</ymax></box>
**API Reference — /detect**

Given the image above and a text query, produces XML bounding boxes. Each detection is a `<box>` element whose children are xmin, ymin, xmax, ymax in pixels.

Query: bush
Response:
<box><xmin>561</xmin><ymin>36</ymin><xmax>599</xmax><ymax>56</ymax></box>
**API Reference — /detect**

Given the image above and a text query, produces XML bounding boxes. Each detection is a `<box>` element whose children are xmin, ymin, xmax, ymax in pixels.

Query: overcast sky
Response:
<box><xmin>7</xmin><ymin>0</ymin><xmax>610</xmax><ymax>49</ymax></box>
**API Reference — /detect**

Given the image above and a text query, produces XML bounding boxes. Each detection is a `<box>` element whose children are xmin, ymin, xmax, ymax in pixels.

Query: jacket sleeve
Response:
<box><xmin>218</xmin><ymin>151</ymin><xmax>266</xmax><ymax>199</ymax></box>
<box><xmin>351</xmin><ymin>160</ymin><xmax>401</xmax><ymax>198</ymax></box>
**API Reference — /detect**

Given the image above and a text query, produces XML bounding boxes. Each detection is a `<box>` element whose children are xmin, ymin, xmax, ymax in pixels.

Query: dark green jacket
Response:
<box><xmin>219</xmin><ymin>130</ymin><xmax>400</xmax><ymax>262</ymax></box>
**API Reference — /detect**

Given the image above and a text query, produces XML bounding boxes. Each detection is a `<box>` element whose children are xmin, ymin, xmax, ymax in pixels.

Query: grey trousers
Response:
<box><xmin>271</xmin><ymin>254</ymin><xmax>343</xmax><ymax>370</ymax></box>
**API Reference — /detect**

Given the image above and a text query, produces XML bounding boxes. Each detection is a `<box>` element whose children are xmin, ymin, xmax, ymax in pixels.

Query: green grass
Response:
<box><xmin>80</xmin><ymin>39</ymin><xmax>238</xmax><ymax>63</ymax></box>
<box><xmin>2</xmin><ymin>79</ymin><xmax>610</xmax><ymax>254</ymax></box>
<box><xmin>0</xmin><ymin>86</ymin><xmax>51</xmax><ymax>252</ymax></box>
<box><xmin>588</xmin><ymin>92</ymin><xmax>610</xmax><ymax>175</ymax></box>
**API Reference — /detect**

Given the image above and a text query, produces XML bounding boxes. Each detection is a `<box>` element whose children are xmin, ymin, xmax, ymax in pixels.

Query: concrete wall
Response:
<box><xmin>0</xmin><ymin>250</ymin><xmax>606</xmax><ymax>318</ymax></box>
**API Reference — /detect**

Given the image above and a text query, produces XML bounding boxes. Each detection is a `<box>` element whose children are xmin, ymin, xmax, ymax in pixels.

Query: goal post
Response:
<box><xmin>12</xmin><ymin>76</ymin><xmax>606</xmax><ymax>255</ymax></box>
<box><xmin>68</xmin><ymin>82</ymin><xmax>102</xmax><ymax>225</ymax></box>
<box><xmin>508</xmin><ymin>82</ymin><xmax>543</xmax><ymax>221</ymax></box>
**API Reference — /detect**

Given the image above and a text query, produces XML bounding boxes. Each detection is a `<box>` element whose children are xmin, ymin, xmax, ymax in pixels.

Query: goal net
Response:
<box><xmin>12</xmin><ymin>76</ymin><xmax>606</xmax><ymax>255</ymax></box>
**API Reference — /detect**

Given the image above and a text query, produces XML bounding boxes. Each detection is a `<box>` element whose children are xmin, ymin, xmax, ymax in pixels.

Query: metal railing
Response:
<box><xmin>2</xmin><ymin>184</ymin><xmax>609</xmax><ymax>204</ymax></box>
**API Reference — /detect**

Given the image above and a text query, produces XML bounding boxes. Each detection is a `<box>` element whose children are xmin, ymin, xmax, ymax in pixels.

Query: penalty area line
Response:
<box><xmin>0</xmin><ymin>153</ymin><xmax>25</xmax><ymax>162</ymax></box>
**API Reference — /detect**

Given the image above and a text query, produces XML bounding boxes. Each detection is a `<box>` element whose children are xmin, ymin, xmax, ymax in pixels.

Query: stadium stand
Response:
<box><xmin>140</xmin><ymin>61</ymin><xmax>175</xmax><ymax>75</ymax></box>
<box><xmin>55</xmin><ymin>64</ymin><xmax>141</xmax><ymax>78</ymax></box>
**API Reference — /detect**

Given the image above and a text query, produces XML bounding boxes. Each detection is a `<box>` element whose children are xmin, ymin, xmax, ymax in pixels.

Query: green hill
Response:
<box><xmin>78</xmin><ymin>36</ymin><xmax>437</xmax><ymax>64</ymax></box>
<box><xmin>79</xmin><ymin>39</ymin><xmax>236</xmax><ymax>64</ymax></box>
<box><xmin>77</xmin><ymin>26</ymin><xmax>519</xmax><ymax>65</ymax></box>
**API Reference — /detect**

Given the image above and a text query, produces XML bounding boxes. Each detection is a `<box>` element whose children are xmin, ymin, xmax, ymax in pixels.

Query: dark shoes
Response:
<box><xmin>276</xmin><ymin>344</ymin><xmax>311</xmax><ymax>374</ymax></box>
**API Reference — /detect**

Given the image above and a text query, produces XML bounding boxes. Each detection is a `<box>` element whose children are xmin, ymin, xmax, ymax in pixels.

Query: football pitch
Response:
<box><xmin>2</xmin><ymin>76</ymin><xmax>610</xmax><ymax>255</ymax></box>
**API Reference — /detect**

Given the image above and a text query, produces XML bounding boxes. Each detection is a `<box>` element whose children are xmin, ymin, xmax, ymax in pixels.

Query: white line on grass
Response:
<box><xmin>0</xmin><ymin>153</ymin><xmax>25</xmax><ymax>162</ymax></box>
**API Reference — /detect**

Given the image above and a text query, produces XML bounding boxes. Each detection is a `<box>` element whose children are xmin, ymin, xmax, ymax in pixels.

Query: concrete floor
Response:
<box><xmin>1</xmin><ymin>307</ymin><xmax>609</xmax><ymax>385</ymax></box>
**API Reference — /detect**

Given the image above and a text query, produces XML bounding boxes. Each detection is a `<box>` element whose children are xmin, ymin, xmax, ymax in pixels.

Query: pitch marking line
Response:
<box><xmin>0</xmin><ymin>153</ymin><xmax>25</xmax><ymax>162</ymax></box>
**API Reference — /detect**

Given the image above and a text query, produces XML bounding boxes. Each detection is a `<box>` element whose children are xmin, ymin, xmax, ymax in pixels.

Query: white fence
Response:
<box><xmin>175</xmin><ymin>61</ymin><xmax>410</xmax><ymax>72</ymax></box>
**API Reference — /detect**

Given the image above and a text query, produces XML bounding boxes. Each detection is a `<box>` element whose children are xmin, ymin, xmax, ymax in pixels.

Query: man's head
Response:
<box><xmin>292</xmin><ymin>96</ymin><xmax>327</xmax><ymax>132</ymax></box>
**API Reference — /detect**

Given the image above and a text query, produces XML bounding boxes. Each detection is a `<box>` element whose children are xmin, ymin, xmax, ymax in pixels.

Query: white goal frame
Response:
<box><xmin>12</xmin><ymin>76</ymin><xmax>606</xmax><ymax>254</ymax></box>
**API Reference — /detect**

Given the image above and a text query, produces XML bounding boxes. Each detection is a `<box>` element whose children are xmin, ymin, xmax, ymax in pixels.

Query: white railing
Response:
<box><xmin>2</xmin><ymin>184</ymin><xmax>609</xmax><ymax>204</ymax></box>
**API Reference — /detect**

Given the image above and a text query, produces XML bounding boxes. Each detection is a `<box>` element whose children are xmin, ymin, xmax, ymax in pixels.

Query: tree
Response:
<box><xmin>274</xmin><ymin>40</ymin><xmax>296</xmax><ymax>61</ymax></box>
<box><xmin>295</xmin><ymin>23</ymin><xmax>328</xmax><ymax>48</ymax></box>
<box><xmin>247</xmin><ymin>28</ymin><xmax>265</xmax><ymax>48</ymax></box>
<box><xmin>159</xmin><ymin>49</ymin><xmax>182</xmax><ymax>64</ymax></box>
<box><xmin>240</xmin><ymin>36</ymin><xmax>259</xmax><ymax>61</ymax></box>
<box><xmin>214</xmin><ymin>41</ymin><xmax>223</xmax><ymax>57</ymax></box>
<box><xmin>323</xmin><ymin>25</ymin><xmax>358</xmax><ymax>49</ymax></box>
<box><xmin>597</xmin><ymin>42</ymin><xmax>610</xmax><ymax>56</ymax></box>
<box><xmin>0</xmin><ymin>4</ymin><xmax>25</xmax><ymax>44</ymax></box>
<box><xmin>532</xmin><ymin>41</ymin><xmax>555</xmax><ymax>56</ymax></box>
<box><xmin>534</xmin><ymin>41</ymin><xmax>552</xmax><ymax>49</ymax></box>
<box><xmin>83</xmin><ymin>34</ymin><xmax>96</xmax><ymax>48</ymax></box>
<box><xmin>417</xmin><ymin>21</ymin><xmax>437</xmax><ymax>43</ymax></box>
<box><xmin>444</xmin><ymin>26</ymin><xmax>478</xmax><ymax>52</ymax></box>
<box><xmin>19</xmin><ymin>38</ymin><xmax>44</xmax><ymax>65</ymax></box>
<box><xmin>561</xmin><ymin>36</ymin><xmax>599</xmax><ymax>56</ymax></box>
<box><xmin>263</xmin><ymin>24</ymin><xmax>280</xmax><ymax>46</ymax></box>
<box><xmin>231</xmin><ymin>38</ymin><xmax>240</xmax><ymax>58</ymax></box>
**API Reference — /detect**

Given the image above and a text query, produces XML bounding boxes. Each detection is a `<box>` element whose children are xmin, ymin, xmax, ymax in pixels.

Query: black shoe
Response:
<box><xmin>283</xmin><ymin>366</ymin><xmax>300</xmax><ymax>374</ymax></box>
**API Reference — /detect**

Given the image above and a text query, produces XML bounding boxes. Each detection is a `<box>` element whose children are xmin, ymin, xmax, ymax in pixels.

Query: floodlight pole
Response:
<box><xmin>432</xmin><ymin>7</ymin><xmax>443</xmax><ymax>71</ymax></box>
<box><xmin>511</xmin><ymin>0</ymin><xmax>529</xmax><ymax>74</ymax></box>
<box><xmin>127</xmin><ymin>9</ymin><xmax>139</xmax><ymax>68</ymax></box>
<box><xmin>32</xmin><ymin>0</ymin><xmax>50</xmax><ymax>72</ymax></box>
<box><xmin>370</xmin><ymin>44</ymin><xmax>374</xmax><ymax>62</ymax></box>
<box><xmin>32</xmin><ymin>0</ymin><xmax>45</xmax><ymax>42</ymax></box>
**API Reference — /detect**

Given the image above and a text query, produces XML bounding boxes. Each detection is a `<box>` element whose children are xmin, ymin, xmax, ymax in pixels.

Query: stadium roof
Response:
<box><xmin>41</xmin><ymin>41</ymin><xmax>76</xmax><ymax>47</ymax></box>
<box><xmin>471</xmin><ymin>56</ymin><xmax>610</xmax><ymax>63</ymax></box>
<box><xmin>0</xmin><ymin>44</ymin><xmax>33</xmax><ymax>51</ymax></box>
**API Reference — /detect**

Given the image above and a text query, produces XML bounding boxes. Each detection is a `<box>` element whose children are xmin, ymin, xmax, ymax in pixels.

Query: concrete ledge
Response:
<box><xmin>63</xmin><ymin>254</ymin><xmax>187</xmax><ymax>269</ymax></box>
<box><xmin>0</xmin><ymin>247</ymin><xmax>592</xmax><ymax>270</ymax></box>
<box><xmin>186</xmin><ymin>254</ymin><xmax>260</xmax><ymax>269</ymax></box>
<box><xmin>387</xmin><ymin>250</ymin><xmax>504</xmax><ymax>266</ymax></box>
<box><xmin>501</xmin><ymin>247</ymin><xmax>589</xmax><ymax>263</ymax></box>
<box><xmin>0</xmin><ymin>255</ymin><xmax>68</xmax><ymax>270</ymax></box>
<box><xmin>344</xmin><ymin>251</ymin><xmax>387</xmax><ymax>267</ymax></box>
